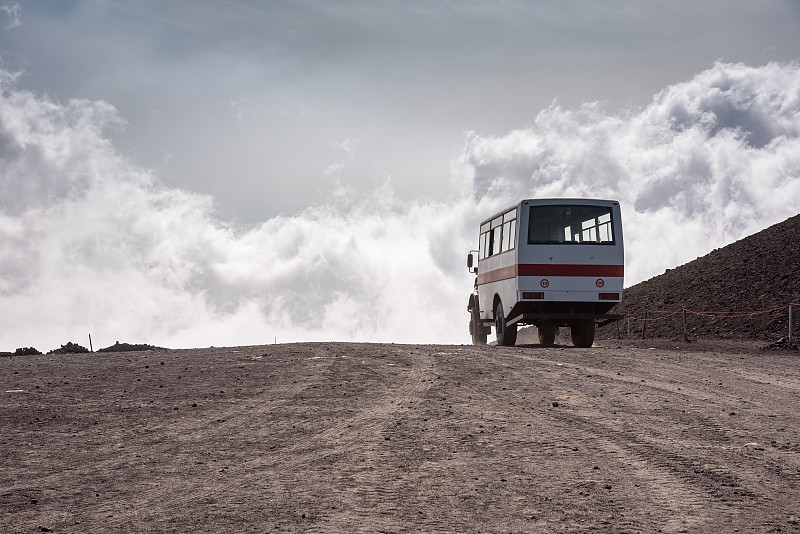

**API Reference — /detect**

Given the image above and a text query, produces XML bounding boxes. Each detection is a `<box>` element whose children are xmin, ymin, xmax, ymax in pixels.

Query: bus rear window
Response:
<box><xmin>528</xmin><ymin>205</ymin><xmax>615</xmax><ymax>245</ymax></box>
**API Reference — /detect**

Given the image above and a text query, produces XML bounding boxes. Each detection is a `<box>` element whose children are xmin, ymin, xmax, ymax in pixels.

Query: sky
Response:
<box><xmin>1</xmin><ymin>1</ymin><xmax>800</xmax><ymax>350</ymax></box>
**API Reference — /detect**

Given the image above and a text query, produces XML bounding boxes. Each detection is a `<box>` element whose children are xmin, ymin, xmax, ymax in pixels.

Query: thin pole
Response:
<box><xmin>88</xmin><ymin>334</ymin><xmax>93</xmax><ymax>352</ymax></box>
<box><xmin>642</xmin><ymin>310</ymin><xmax>647</xmax><ymax>340</ymax></box>
<box><xmin>683</xmin><ymin>307</ymin><xmax>687</xmax><ymax>341</ymax></box>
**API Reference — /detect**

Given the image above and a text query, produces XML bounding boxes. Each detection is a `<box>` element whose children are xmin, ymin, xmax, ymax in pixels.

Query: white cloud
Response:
<box><xmin>0</xmin><ymin>2</ymin><xmax>21</xmax><ymax>30</ymax></box>
<box><xmin>1</xmin><ymin>61</ymin><xmax>800</xmax><ymax>350</ymax></box>
<box><xmin>0</xmin><ymin>75</ymin><xmax>473</xmax><ymax>349</ymax></box>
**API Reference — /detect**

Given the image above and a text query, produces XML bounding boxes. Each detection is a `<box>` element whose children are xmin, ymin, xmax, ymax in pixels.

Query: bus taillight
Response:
<box><xmin>522</xmin><ymin>292</ymin><xmax>545</xmax><ymax>300</ymax></box>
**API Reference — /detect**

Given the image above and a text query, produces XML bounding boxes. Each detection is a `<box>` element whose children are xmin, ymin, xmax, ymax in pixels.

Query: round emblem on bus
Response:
<box><xmin>540</xmin><ymin>279</ymin><xmax>549</xmax><ymax>288</ymax></box>
<box><xmin>596</xmin><ymin>278</ymin><xmax>605</xmax><ymax>288</ymax></box>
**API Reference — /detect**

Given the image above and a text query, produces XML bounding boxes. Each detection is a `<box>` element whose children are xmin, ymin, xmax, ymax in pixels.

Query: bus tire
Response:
<box><xmin>471</xmin><ymin>307</ymin><xmax>487</xmax><ymax>345</ymax></box>
<box><xmin>495</xmin><ymin>301</ymin><xmax>517</xmax><ymax>347</ymax></box>
<box><xmin>538</xmin><ymin>323</ymin><xmax>558</xmax><ymax>346</ymax></box>
<box><xmin>571</xmin><ymin>320</ymin><xmax>595</xmax><ymax>348</ymax></box>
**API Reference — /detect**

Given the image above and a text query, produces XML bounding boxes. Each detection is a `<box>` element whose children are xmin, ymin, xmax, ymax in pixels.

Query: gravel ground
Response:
<box><xmin>2</xmin><ymin>339</ymin><xmax>799</xmax><ymax>533</ymax></box>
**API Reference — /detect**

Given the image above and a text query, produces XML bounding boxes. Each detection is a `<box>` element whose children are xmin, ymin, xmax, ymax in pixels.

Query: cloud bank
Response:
<box><xmin>1</xmin><ymin>61</ymin><xmax>799</xmax><ymax>349</ymax></box>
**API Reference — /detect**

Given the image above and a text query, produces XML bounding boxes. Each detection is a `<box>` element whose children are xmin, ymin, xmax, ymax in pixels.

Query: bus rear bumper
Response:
<box><xmin>507</xmin><ymin>312</ymin><xmax>623</xmax><ymax>327</ymax></box>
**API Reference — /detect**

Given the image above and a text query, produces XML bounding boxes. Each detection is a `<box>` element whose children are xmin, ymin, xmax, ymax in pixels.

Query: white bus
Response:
<box><xmin>467</xmin><ymin>198</ymin><xmax>624</xmax><ymax>347</ymax></box>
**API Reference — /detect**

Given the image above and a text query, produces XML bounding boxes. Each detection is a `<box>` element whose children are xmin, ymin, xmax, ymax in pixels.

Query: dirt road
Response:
<box><xmin>2</xmin><ymin>340</ymin><xmax>799</xmax><ymax>533</ymax></box>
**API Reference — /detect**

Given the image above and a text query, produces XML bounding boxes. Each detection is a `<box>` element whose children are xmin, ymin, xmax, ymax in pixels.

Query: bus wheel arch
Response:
<box><xmin>492</xmin><ymin>294</ymin><xmax>502</xmax><ymax>317</ymax></box>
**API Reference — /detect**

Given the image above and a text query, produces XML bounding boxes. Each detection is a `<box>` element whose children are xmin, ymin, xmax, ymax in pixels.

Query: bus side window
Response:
<box><xmin>488</xmin><ymin>215</ymin><xmax>503</xmax><ymax>256</ymax></box>
<box><xmin>501</xmin><ymin>219</ymin><xmax>516</xmax><ymax>251</ymax></box>
<box><xmin>492</xmin><ymin>225</ymin><xmax>502</xmax><ymax>255</ymax></box>
<box><xmin>509</xmin><ymin>218</ymin><xmax>516</xmax><ymax>250</ymax></box>
<box><xmin>500</xmin><ymin>208</ymin><xmax>517</xmax><ymax>252</ymax></box>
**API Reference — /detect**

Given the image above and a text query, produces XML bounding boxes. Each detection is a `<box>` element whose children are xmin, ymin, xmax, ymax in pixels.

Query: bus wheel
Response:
<box><xmin>470</xmin><ymin>307</ymin><xmax>487</xmax><ymax>345</ymax></box>
<box><xmin>538</xmin><ymin>323</ymin><xmax>558</xmax><ymax>346</ymax></box>
<box><xmin>494</xmin><ymin>301</ymin><xmax>517</xmax><ymax>347</ymax></box>
<box><xmin>571</xmin><ymin>320</ymin><xmax>595</xmax><ymax>348</ymax></box>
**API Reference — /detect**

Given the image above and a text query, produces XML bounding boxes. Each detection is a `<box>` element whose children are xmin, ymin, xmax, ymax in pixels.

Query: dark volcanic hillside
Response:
<box><xmin>600</xmin><ymin>214</ymin><xmax>800</xmax><ymax>341</ymax></box>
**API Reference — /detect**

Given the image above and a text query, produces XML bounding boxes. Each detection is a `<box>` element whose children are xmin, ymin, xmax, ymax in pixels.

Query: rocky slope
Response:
<box><xmin>601</xmin><ymin>214</ymin><xmax>800</xmax><ymax>341</ymax></box>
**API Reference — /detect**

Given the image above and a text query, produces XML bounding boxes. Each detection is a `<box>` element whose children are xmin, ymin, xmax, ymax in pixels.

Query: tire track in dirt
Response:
<box><xmin>458</xmin><ymin>346</ymin><xmax>718</xmax><ymax>532</ymax></box>
<box><xmin>116</xmin><ymin>344</ymin><xmax>438</xmax><ymax>532</ymax></box>
<box><xmin>284</xmin><ymin>345</ymin><xmax>437</xmax><ymax>532</ymax></box>
<box><xmin>87</xmin><ymin>345</ymin><xmax>341</xmax><ymax>526</ymax></box>
<box><xmin>497</xmin><ymin>344</ymin><xmax>800</xmax><ymax>532</ymax></box>
<box><xmin>0</xmin><ymin>345</ymin><xmax>342</xmax><ymax>530</ymax></box>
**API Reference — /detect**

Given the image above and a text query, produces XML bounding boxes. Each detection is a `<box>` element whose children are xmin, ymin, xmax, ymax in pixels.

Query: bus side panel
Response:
<box><xmin>478</xmin><ymin>278</ymin><xmax>518</xmax><ymax>320</ymax></box>
<box><xmin>476</xmin><ymin>246</ymin><xmax>519</xmax><ymax>322</ymax></box>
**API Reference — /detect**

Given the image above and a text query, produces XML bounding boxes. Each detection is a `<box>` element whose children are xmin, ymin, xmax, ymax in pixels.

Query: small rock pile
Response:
<box><xmin>47</xmin><ymin>342</ymin><xmax>90</xmax><ymax>354</ymax></box>
<box><xmin>0</xmin><ymin>347</ymin><xmax>42</xmax><ymax>357</ymax></box>
<box><xmin>760</xmin><ymin>337</ymin><xmax>798</xmax><ymax>351</ymax></box>
<box><xmin>97</xmin><ymin>341</ymin><xmax>163</xmax><ymax>353</ymax></box>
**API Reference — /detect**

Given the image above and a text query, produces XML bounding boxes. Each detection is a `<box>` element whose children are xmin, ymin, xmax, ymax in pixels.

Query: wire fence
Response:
<box><xmin>617</xmin><ymin>301</ymin><xmax>799</xmax><ymax>344</ymax></box>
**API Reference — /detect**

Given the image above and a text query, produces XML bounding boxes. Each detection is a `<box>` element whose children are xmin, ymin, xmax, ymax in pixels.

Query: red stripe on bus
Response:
<box><xmin>477</xmin><ymin>264</ymin><xmax>624</xmax><ymax>285</ymax></box>
<box><xmin>477</xmin><ymin>265</ymin><xmax>517</xmax><ymax>285</ymax></box>
<box><xmin>517</xmin><ymin>264</ymin><xmax>624</xmax><ymax>277</ymax></box>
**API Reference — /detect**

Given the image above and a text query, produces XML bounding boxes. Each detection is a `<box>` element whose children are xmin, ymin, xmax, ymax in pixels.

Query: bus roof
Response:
<box><xmin>479</xmin><ymin>198</ymin><xmax>620</xmax><ymax>226</ymax></box>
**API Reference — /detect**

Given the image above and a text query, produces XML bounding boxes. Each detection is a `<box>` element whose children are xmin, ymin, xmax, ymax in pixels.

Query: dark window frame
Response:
<box><xmin>527</xmin><ymin>205</ymin><xmax>616</xmax><ymax>246</ymax></box>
